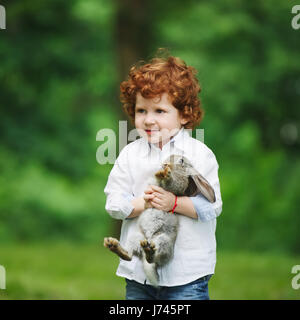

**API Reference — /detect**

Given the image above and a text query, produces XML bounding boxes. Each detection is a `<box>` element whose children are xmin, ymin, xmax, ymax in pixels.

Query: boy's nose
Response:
<box><xmin>144</xmin><ymin>114</ymin><xmax>156</xmax><ymax>125</ymax></box>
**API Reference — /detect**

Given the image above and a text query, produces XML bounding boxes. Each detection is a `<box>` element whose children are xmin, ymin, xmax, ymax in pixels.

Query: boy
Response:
<box><xmin>104</xmin><ymin>54</ymin><xmax>222</xmax><ymax>300</ymax></box>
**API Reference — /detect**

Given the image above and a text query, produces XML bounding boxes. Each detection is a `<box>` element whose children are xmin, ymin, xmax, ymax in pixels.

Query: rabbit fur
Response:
<box><xmin>103</xmin><ymin>154</ymin><xmax>216</xmax><ymax>286</ymax></box>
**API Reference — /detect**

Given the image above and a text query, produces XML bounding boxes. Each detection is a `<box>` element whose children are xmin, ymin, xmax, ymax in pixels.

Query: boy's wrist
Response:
<box><xmin>128</xmin><ymin>197</ymin><xmax>146</xmax><ymax>218</ymax></box>
<box><xmin>169</xmin><ymin>195</ymin><xmax>178</xmax><ymax>213</ymax></box>
<box><xmin>174</xmin><ymin>196</ymin><xmax>198</xmax><ymax>219</ymax></box>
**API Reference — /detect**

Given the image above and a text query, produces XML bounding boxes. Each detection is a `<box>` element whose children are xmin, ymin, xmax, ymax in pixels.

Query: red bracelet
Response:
<box><xmin>171</xmin><ymin>196</ymin><xmax>177</xmax><ymax>214</ymax></box>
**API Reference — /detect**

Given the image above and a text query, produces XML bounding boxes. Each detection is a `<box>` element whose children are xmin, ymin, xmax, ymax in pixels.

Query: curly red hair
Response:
<box><xmin>120</xmin><ymin>55</ymin><xmax>204</xmax><ymax>129</ymax></box>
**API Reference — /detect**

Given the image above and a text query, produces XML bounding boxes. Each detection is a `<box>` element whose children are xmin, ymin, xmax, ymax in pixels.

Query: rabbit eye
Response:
<box><xmin>179</xmin><ymin>158</ymin><xmax>184</xmax><ymax>166</ymax></box>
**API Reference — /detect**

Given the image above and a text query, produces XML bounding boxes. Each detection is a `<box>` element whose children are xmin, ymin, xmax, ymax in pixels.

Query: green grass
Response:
<box><xmin>0</xmin><ymin>242</ymin><xmax>299</xmax><ymax>300</ymax></box>
<box><xmin>211</xmin><ymin>251</ymin><xmax>300</xmax><ymax>300</ymax></box>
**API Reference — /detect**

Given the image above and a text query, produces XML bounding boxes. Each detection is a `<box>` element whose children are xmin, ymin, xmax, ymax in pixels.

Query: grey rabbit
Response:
<box><xmin>103</xmin><ymin>154</ymin><xmax>216</xmax><ymax>286</ymax></box>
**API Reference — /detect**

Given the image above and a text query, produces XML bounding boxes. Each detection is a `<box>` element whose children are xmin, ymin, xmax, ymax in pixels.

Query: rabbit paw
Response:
<box><xmin>103</xmin><ymin>237</ymin><xmax>132</xmax><ymax>261</ymax></box>
<box><xmin>155</xmin><ymin>166</ymin><xmax>171</xmax><ymax>180</ymax></box>
<box><xmin>140</xmin><ymin>239</ymin><xmax>156</xmax><ymax>263</ymax></box>
<box><xmin>104</xmin><ymin>237</ymin><xmax>119</xmax><ymax>249</ymax></box>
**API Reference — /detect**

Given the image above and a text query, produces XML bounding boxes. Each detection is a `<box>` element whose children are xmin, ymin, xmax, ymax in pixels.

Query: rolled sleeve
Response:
<box><xmin>190</xmin><ymin>194</ymin><xmax>218</xmax><ymax>222</ymax></box>
<box><xmin>191</xmin><ymin>148</ymin><xmax>223</xmax><ymax>222</ymax></box>
<box><xmin>105</xmin><ymin>194</ymin><xmax>134</xmax><ymax>220</ymax></box>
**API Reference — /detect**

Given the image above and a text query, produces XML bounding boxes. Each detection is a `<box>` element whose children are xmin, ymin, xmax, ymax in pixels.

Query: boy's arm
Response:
<box><xmin>145</xmin><ymin>188</ymin><xmax>214</xmax><ymax>220</ymax></box>
<box><xmin>127</xmin><ymin>190</ymin><xmax>157</xmax><ymax>218</ymax></box>
<box><xmin>173</xmin><ymin>196</ymin><xmax>198</xmax><ymax>219</ymax></box>
<box><xmin>145</xmin><ymin>185</ymin><xmax>198</xmax><ymax>219</ymax></box>
<box><xmin>104</xmin><ymin>149</ymin><xmax>135</xmax><ymax>220</ymax></box>
<box><xmin>189</xmin><ymin>195</ymin><xmax>218</xmax><ymax>221</ymax></box>
<box><xmin>188</xmin><ymin>148</ymin><xmax>223</xmax><ymax>222</ymax></box>
<box><xmin>174</xmin><ymin>196</ymin><xmax>218</xmax><ymax>221</ymax></box>
<box><xmin>145</xmin><ymin>191</ymin><xmax>217</xmax><ymax>221</ymax></box>
<box><xmin>127</xmin><ymin>197</ymin><xmax>147</xmax><ymax>218</ymax></box>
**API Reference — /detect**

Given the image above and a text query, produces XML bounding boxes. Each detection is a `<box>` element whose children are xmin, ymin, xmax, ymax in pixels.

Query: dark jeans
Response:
<box><xmin>125</xmin><ymin>275</ymin><xmax>212</xmax><ymax>300</ymax></box>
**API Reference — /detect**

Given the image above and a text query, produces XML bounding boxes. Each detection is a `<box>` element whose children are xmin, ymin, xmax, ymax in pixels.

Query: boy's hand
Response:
<box><xmin>144</xmin><ymin>185</ymin><xmax>176</xmax><ymax>212</ymax></box>
<box><xmin>143</xmin><ymin>186</ymin><xmax>155</xmax><ymax>209</ymax></box>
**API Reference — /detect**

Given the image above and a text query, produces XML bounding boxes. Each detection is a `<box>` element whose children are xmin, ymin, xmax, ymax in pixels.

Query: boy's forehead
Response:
<box><xmin>136</xmin><ymin>92</ymin><xmax>171</xmax><ymax>106</ymax></box>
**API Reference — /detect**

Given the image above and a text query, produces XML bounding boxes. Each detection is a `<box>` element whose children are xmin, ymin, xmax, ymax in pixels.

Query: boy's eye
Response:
<box><xmin>136</xmin><ymin>108</ymin><xmax>146</xmax><ymax>113</ymax></box>
<box><xmin>156</xmin><ymin>109</ymin><xmax>165</xmax><ymax>113</ymax></box>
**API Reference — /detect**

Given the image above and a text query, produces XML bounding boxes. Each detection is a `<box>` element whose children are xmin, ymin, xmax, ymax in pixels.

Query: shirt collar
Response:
<box><xmin>139</xmin><ymin>127</ymin><xmax>192</xmax><ymax>158</ymax></box>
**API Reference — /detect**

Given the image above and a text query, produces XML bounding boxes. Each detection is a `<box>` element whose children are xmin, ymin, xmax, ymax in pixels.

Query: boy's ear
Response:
<box><xmin>179</xmin><ymin>107</ymin><xmax>191</xmax><ymax>126</ymax></box>
<box><xmin>180</xmin><ymin>117</ymin><xmax>189</xmax><ymax>125</ymax></box>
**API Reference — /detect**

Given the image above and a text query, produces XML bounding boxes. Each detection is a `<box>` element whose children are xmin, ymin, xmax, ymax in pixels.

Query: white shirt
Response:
<box><xmin>104</xmin><ymin>128</ymin><xmax>223</xmax><ymax>286</ymax></box>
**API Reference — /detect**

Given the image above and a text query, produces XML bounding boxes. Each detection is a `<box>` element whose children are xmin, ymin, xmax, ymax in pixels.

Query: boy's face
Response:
<box><xmin>135</xmin><ymin>92</ymin><xmax>188</xmax><ymax>147</ymax></box>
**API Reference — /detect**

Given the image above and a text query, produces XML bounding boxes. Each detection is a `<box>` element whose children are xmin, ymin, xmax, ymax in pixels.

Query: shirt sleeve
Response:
<box><xmin>191</xmin><ymin>148</ymin><xmax>223</xmax><ymax>222</ymax></box>
<box><xmin>103</xmin><ymin>147</ymin><xmax>134</xmax><ymax>220</ymax></box>
<box><xmin>190</xmin><ymin>194</ymin><xmax>218</xmax><ymax>222</ymax></box>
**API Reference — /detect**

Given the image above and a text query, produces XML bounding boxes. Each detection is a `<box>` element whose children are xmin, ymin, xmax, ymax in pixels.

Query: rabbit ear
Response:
<box><xmin>186</xmin><ymin>167</ymin><xmax>216</xmax><ymax>203</ymax></box>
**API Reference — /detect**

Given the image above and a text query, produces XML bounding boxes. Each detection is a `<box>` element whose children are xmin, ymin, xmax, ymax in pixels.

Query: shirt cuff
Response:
<box><xmin>190</xmin><ymin>194</ymin><xmax>217</xmax><ymax>222</ymax></box>
<box><xmin>122</xmin><ymin>193</ymin><xmax>135</xmax><ymax>219</ymax></box>
<box><xmin>105</xmin><ymin>193</ymin><xmax>134</xmax><ymax>220</ymax></box>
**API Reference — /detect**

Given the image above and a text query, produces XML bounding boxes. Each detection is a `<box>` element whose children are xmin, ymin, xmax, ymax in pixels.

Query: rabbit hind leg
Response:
<box><xmin>103</xmin><ymin>237</ymin><xmax>132</xmax><ymax>261</ymax></box>
<box><xmin>140</xmin><ymin>239</ymin><xmax>156</xmax><ymax>263</ymax></box>
<box><xmin>152</xmin><ymin>233</ymin><xmax>175</xmax><ymax>266</ymax></box>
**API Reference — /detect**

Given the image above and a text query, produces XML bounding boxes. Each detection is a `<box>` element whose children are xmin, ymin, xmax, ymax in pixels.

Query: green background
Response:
<box><xmin>0</xmin><ymin>0</ymin><xmax>299</xmax><ymax>299</ymax></box>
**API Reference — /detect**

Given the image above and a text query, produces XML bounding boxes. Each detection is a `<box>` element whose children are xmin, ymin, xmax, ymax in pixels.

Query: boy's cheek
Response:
<box><xmin>136</xmin><ymin>128</ymin><xmax>147</xmax><ymax>138</ymax></box>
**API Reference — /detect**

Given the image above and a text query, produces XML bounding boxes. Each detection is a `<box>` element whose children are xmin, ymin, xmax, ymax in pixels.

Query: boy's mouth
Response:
<box><xmin>145</xmin><ymin>129</ymin><xmax>159</xmax><ymax>135</ymax></box>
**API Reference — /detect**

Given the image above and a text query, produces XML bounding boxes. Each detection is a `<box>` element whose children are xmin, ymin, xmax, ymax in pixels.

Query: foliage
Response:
<box><xmin>0</xmin><ymin>0</ymin><xmax>299</xmax><ymax>255</ymax></box>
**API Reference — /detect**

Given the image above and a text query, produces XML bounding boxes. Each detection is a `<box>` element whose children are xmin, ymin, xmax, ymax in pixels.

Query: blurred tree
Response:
<box><xmin>0</xmin><ymin>0</ymin><xmax>299</xmax><ymax>253</ymax></box>
<box><xmin>114</xmin><ymin>0</ymin><xmax>153</xmax><ymax>82</ymax></box>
